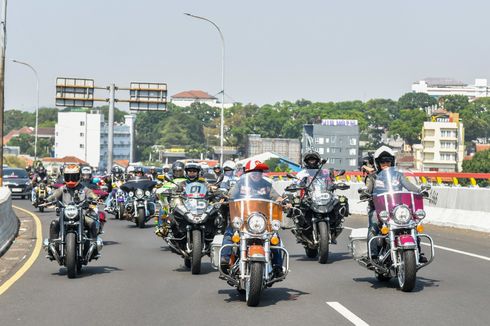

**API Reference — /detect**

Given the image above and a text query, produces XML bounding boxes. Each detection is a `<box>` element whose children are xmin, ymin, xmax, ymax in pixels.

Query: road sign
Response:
<box><xmin>129</xmin><ymin>82</ymin><xmax>167</xmax><ymax>111</ymax></box>
<box><xmin>55</xmin><ymin>77</ymin><xmax>95</xmax><ymax>107</ymax></box>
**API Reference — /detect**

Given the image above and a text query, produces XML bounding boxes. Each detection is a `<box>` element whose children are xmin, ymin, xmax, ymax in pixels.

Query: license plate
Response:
<box><xmin>12</xmin><ymin>188</ymin><xmax>23</xmax><ymax>193</ymax></box>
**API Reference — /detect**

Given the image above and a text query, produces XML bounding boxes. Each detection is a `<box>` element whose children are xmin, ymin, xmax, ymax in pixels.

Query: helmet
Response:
<box><xmin>303</xmin><ymin>150</ymin><xmax>321</xmax><ymax>169</ymax></box>
<box><xmin>126</xmin><ymin>166</ymin><xmax>135</xmax><ymax>174</ymax></box>
<box><xmin>244</xmin><ymin>160</ymin><xmax>269</xmax><ymax>173</ymax></box>
<box><xmin>213</xmin><ymin>164</ymin><xmax>222</xmax><ymax>172</ymax></box>
<box><xmin>373</xmin><ymin>146</ymin><xmax>396</xmax><ymax>171</ymax></box>
<box><xmin>184</xmin><ymin>162</ymin><xmax>202</xmax><ymax>181</ymax></box>
<box><xmin>64</xmin><ymin>164</ymin><xmax>81</xmax><ymax>188</ymax></box>
<box><xmin>134</xmin><ymin>166</ymin><xmax>144</xmax><ymax>176</ymax></box>
<box><xmin>172</xmin><ymin>161</ymin><xmax>185</xmax><ymax>178</ymax></box>
<box><xmin>223</xmin><ymin>160</ymin><xmax>236</xmax><ymax>171</ymax></box>
<box><xmin>162</xmin><ymin>164</ymin><xmax>171</xmax><ymax>173</ymax></box>
<box><xmin>81</xmin><ymin>166</ymin><xmax>92</xmax><ymax>180</ymax></box>
<box><xmin>111</xmin><ymin>166</ymin><xmax>123</xmax><ymax>175</ymax></box>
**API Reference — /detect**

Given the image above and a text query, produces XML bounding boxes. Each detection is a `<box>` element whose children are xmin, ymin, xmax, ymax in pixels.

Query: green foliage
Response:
<box><xmin>7</xmin><ymin>134</ymin><xmax>53</xmax><ymax>157</ymax></box>
<box><xmin>463</xmin><ymin>149</ymin><xmax>490</xmax><ymax>173</ymax></box>
<box><xmin>3</xmin><ymin>155</ymin><xmax>29</xmax><ymax>168</ymax></box>
<box><xmin>398</xmin><ymin>92</ymin><xmax>437</xmax><ymax>110</ymax></box>
<box><xmin>389</xmin><ymin>109</ymin><xmax>428</xmax><ymax>146</ymax></box>
<box><xmin>441</xmin><ymin>95</ymin><xmax>469</xmax><ymax>113</ymax></box>
<box><xmin>4</xmin><ymin>110</ymin><xmax>35</xmax><ymax>134</ymax></box>
<box><xmin>460</xmin><ymin>98</ymin><xmax>490</xmax><ymax>142</ymax></box>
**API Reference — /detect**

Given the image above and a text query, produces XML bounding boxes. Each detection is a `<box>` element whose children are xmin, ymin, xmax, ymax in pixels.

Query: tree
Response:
<box><xmin>7</xmin><ymin>134</ymin><xmax>53</xmax><ymax>157</ymax></box>
<box><xmin>389</xmin><ymin>109</ymin><xmax>428</xmax><ymax>147</ymax></box>
<box><xmin>398</xmin><ymin>92</ymin><xmax>437</xmax><ymax>110</ymax></box>
<box><xmin>460</xmin><ymin>98</ymin><xmax>490</xmax><ymax>142</ymax></box>
<box><xmin>463</xmin><ymin>150</ymin><xmax>490</xmax><ymax>173</ymax></box>
<box><xmin>440</xmin><ymin>95</ymin><xmax>469</xmax><ymax>113</ymax></box>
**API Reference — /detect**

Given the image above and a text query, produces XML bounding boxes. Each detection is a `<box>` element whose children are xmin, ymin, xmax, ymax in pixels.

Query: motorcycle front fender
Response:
<box><xmin>396</xmin><ymin>234</ymin><xmax>417</xmax><ymax>249</ymax></box>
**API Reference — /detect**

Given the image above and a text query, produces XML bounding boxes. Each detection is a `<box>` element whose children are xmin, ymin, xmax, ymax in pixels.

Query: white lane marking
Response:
<box><xmin>344</xmin><ymin>226</ymin><xmax>490</xmax><ymax>262</ymax></box>
<box><xmin>326</xmin><ymin>302</ymin><xmax>369</xmax><ymax>326</ymax></box>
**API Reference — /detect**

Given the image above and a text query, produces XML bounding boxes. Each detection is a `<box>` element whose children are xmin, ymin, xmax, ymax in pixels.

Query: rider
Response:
<box><xmin>364</xmin><ymin>146</ymin><xmax>427</xmax><ymax>263</ymax></box>
<box><xmin>218</xmin><ymin>160</ymin><xmax>238</xmax><ymax>191</ymax></box>
<box><xmin>80</xmin><ymin>166</ymin><xmax>96</xmax><ymax>189</ymax></box>
<box><xmin>212</xmin><ymin>164</ymin><xmax>222</xmax><ymax>181</ymax></box>
<box><xmin>45</xmin><ymin>164</ymin><xmax>100</xmax><ymax>258</ymax></box>
<box><xmin>133</xmin><ymin>166</ymin><xmax>147</xmax><ymax>180</ymax></box>
<box><xmin>31</xmin><ymin>165</ymin><xmax>48</xmax><ymax>204</ymax></box>
<box><xmin>148</xmin><ymin>166</ymin><xmax>158</xmax><ymax>180</ymax></box>
<box><xmin>222</xmin><ymin>160</ymin><xmax>285</xmax><ymax>276</ymax></box>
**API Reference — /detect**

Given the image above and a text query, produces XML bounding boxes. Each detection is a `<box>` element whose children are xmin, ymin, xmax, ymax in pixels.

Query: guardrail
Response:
<box><xmin>0</xmin><ymin>187</ymin><xmax>20</xmax><ymax>256</ymax></box>
<box><xmin>266</xmin><ymin>171</ymin><xmax>490</xmax><ymax>187</ymax></box>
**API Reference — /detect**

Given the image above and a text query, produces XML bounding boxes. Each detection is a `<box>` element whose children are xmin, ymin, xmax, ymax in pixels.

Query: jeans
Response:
<box><xmin>367</xmin><ymin>209</ymin><xmax>380</xmax><ymax>256</ymax></box>
<box><xmin>220</xmin><ymin>226</ymin><xmax>283</xmax><ymax>266</ymax></box>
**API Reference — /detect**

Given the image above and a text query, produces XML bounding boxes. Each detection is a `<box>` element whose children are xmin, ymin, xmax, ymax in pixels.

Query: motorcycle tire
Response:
<box><xmin>305</xmin><ymin>247</ymin><xmax>318</xmax><ymax>258</ymax></box>
<box><xmin>191</xmin><ymin>229</ymin><xmax>202</xmax><ymax>275</ymax></box>
<box><xmin>137</xmin><ymin>208</ymin><xmax>146</xmax><ymax>228</ymax></box>
<box><xmin>184</xmin><ymin>258</ymin><xmax>191</xmax><ymax>268</ymax></box>
<box><xmin>398</xmin><ymin>250</ymin><xmax>417</xmax><ymax>292</ymax></box>
<box><xmin>65</xmin><ymin>233</ymin><xmax>77</xmax><ymax>279</ymax></box>
<box><xmin>247</xmin><ymin>262</ymin><xmax>264</xmax><ymax>307</ymax></box>
<box><xmin>39</xmin><ymin>206</ymin><xmax>44</xmax><ymax>213</ymax></box>
<box><xmin>318</xmin><ymin>221</ymin><xmax>330</xmax><ymax>264</ymax></box>
<box><xmin>117</xmin><ymin>202</ymin><xmax>124</xmax><ymax>220</ymax></box>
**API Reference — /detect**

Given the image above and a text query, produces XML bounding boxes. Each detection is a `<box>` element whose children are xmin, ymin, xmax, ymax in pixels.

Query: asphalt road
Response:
<box><xmin>1</xmin><ymin>199</ymin><xmax>489</xmax><ymax>326</ymax></box>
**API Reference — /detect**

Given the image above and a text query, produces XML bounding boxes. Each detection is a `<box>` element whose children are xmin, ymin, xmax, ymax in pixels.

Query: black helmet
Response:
<box><xmin>172</xmin><ymin>161</ymin><xmax>185</xmax><ymax>178</ymax></box>
<box><xmin>303</xmin><ymin>150</ymin><xmax>321</xmax><ymax>169</ymax></box>
<box><xmin>373</xmin><ymin>146</ymin><xmax>396</xmax><ymax>172</ymax></box>
<box><xmin>134</xmin><ymin>166</ymin><xmax>144</xmax><ymax>176</ymax></box>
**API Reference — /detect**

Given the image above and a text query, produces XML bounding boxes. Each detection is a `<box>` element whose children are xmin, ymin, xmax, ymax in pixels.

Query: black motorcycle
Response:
<box><xmin>43</xmin><ymin>196</ymin><xmax>103</xmax><ymax>278</ymax></box>
<box><xmin>33</xmin><ymin>177</ymin><xmax>50</xmax><ymax>212</ymax></box>
<box><xmin>166</xmin><ymin>181</ymin><xmax>224</xmax><ymax>274</ymax></box>
<box><xmin>121</xmin><ymin>178</ymin><xmax>157</xmax><ymax>228</ymax></box>
<box><xmin>284</xmin><ymin>166</ymin><xmax>350</xmax><ymax>264</ymax></box>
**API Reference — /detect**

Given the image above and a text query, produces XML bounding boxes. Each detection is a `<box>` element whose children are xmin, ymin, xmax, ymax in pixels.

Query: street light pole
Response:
<box><xmin>12</xmin><ymin>59</ymin><xmax>39</xmax><ymax>161</ymax></box>
<box><xmin>0</xmin><ymin>0</ymin><xmax>8</xmax><ymax>186</ymax></box>
<box><xmin>184</xmin><ymin>13</ymin><xmax>225</xmax><ymax>164</ymax></box>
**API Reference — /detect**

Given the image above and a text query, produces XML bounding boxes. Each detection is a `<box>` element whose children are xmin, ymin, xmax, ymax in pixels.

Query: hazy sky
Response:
<box><xmin>5</xmin><ymin>0</ymin><xmax>490</xmax><ymax>112</ymax></box>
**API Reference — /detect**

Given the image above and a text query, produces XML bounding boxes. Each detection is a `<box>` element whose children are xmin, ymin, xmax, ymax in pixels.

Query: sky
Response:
<box><xmin>5</xmin><ymin>0</ymin><xmax>490</xmax><ymax>112</ymax></box>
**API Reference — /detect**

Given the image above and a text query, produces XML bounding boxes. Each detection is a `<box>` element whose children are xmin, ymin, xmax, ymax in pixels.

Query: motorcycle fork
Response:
<box><xmin>78</xmin><ymin>209</ymin><xmax>84</xmax><ymax>259</ymax></box>
<box><xmin>311</xmin><ymin>218</ymin><xmax>318</xmax><ymax>244</ymax></box>
<box><xmin>59</xmin><ymin>210</ymin><xmax>65</xmax><ymax>257</ymax></box>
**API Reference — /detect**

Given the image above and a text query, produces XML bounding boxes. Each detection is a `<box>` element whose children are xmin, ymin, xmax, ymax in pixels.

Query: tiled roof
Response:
<box><xmin>42</xmin><ymin>156</ymin><xmax>87</xmax><ymax>164</ymax></box>
<box><xmin>114</xmin><ymin>160</ymin><xmax>129</xmax><ymax>168</ymax></box>
<box><xmin>476</xmin><ymin>144</ymin><xmax>490</xmax><ymax>152</ymax></box>
<box><xmin>171</xmin><ymin>90</ymin><xmax>217</xmax><ymax>100</ymax></box>
<box><xmin>3</xmin><ymin>127</ymin><xmax>34</xmax><ymax>145</ymax></box>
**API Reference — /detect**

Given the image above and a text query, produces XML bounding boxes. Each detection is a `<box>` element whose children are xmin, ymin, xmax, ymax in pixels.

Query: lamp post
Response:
<box><xmin>12</xmin><ymin>59</ymin><xmax>39</xmax><ymax>161</ymax></box>
<box><xmin>184</xmin><ymin>13</ymin><xmax>225</xmax><ymax>164</ymax></box>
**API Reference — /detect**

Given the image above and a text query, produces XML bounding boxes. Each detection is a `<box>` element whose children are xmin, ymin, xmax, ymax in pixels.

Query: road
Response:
<box><xmin>1</xmin><ymin>199</ymin><xmax>489</xmax><ymax>325</ymax></box>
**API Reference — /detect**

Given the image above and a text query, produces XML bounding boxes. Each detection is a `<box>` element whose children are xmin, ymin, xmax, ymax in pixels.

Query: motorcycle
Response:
<box><xmin>121</xmin><ymin>178</ymin><xmax>157</xmax><ymax>228</ymax></box>
<box><xmin>33</xmin><ymin>177</ymin><xmax>50</xmax><ymax>212</ymax></box>
<box><xmin>284</xmin><ymin>165</ymin><xmax>350</xmax><ymax>263</ymax></box>
<box><xmin>166</xmin><ymin>180</ymin><xmax>224</xmax><ymax>274</ymax></box>
<box><xmin>349</xmin><ymin>166</ymin><xmax>435</xmax><ymax>292</ymax></box>
<box><xmin>213</xmin><ymin>190</ymin><xmax>290</xmax><ymax>306</ymax></box>
<box><xmin>113</xmin><ymin>188</ymin><xmax>127</xmax><ymax>220</ymax></box>
<box><xmin>43</xmin><ymin>195</ymin><xmax>103</xmax><ymax>279</ymax></box>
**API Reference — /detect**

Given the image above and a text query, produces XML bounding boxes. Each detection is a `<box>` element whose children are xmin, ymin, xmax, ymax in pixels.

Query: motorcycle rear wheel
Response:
<box><xmin>318</xmin><ymin>221</ymin><xmax>330</xmax><ymax>264</ymax></box>
<box><xmin>246</xmin><ymin>262</ymin><xmax>263</xmax><ymax>307</ymax></box>
<box><xmin>398</xmin><ymin>250</ymin><xmax>416</xmax><ymax>292</ymax></box>
<box><xmin>191</xmin><ymin>229</ymin><xmax>202</xmax><ymax>275</ymax></box>
<box><xmin>137</xmin><ymin>208</ymin><xmax>146</xmax><ymax>228</ymax></box>
<box><xmin>65</xmin><ymin>233</ymin><xmax>77</xmax><ymax>279</ymax></box>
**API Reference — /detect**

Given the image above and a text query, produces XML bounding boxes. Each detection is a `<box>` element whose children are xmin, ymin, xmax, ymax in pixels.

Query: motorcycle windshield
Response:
<box><xmin>184</xmin><ymin>182</ymin><xmax>208</xmax><ymax>215</ymax></box>
<box><xmin>302</xmin><ymin>169</ymin><xmax>333</xmax><ymax>205</ymax></box>
<box><xmin>230</xmin><ymin>172</ymin><xmax>274</xmax><ymax>200</ymax></box>
<box><xmin>120</xmin><ymin>179</ymin><xmax>157</xmax><ymax>192</ymax></box>
<box><xmin>372</xmin><ymin>167</ymin><xmax>424</xmax><ymax>214</ymax></box>
<box><xmin>229</xmin><ymin>199</ymin><xmax>283</xmax><ymax>232</ymax></box>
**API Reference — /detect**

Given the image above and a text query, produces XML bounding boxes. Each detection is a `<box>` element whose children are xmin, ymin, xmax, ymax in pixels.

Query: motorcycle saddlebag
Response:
<box><xmin>348</xmin><ymin>228</ymin><xmax>368</xmax><ymax>259</ymax></box>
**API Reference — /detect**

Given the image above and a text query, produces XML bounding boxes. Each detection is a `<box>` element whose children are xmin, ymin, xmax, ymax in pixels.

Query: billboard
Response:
<box><xmin>55</xmin><ymin>77</ymin><xmax>95</xmax><ymax>108</ymax></box>
<box><xmin>129</xmin><ymin>82</ymin><xmax>167</xmax><ymax>111</ymax></box>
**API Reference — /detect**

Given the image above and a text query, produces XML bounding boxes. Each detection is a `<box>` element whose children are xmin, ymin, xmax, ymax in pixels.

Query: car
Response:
<box><xmin>3</xmin><ymin>168</ymin><xmax>32</xmax><ymax>199</ymax></box>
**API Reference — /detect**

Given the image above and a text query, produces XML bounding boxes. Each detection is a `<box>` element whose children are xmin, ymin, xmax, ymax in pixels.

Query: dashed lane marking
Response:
<box><xmin>327</xmin><ymin>301</ymin><xmax>369</xmax><ymax>326</ymax></box>
<box><xmin>344</xmin><ymin>226</ymin><xmax>490</xmax><ymax>262</ymax></box>
<box><xmin>0</xmin><ymin>206</ymin><xmax>42</xmax><ymax>296</ymax></box>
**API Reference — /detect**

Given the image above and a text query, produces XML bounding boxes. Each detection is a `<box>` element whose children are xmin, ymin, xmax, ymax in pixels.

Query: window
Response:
<box><xmin>314</xmin><ymin>137</ymin><xmax>324</xmax><ymax>145</ymax></box>
<box><xmin>80</xmin><ymin>132</ymin><xmax>84</xmax><ymax>137</ymax></box>
<box><xmin>325</xmin><ymin>137</ymin><xmax>330</xmax><ymax>144</ymax></box>
<box><xmin>441</xmin><ymin>141</ymin><xmax>455</xmax><ymax>149</ymax></box>
<box><xmin>80</xmin><ymin>144</ymin><xmax>84</xmax><ymax>149</ymax></box>
<box><xmin>80</xmin><ymin>121</ymin><xmax>85</xmax><ymax>126</ymax></box>
<box><xmin>318</xmin><ymin>147</ymin><xmax>324</xmax><ymax>155</ymax></box>
<box><xmin>349</xmin><ymin>148</ymin><xmax>357</xmax><ymax>156</ymax></box>
<box><xmin>349</xmin><ymin>159</ymin><xmax>357</xmax><ymax>167</ymax></box>
<box><xmin>331</xmin><ymin>147</ymin><xmax>341</xmax><ymax>154</ymax></box>
<box><xmin>330</xmin><ymin>136</ymin><xmax>337</xmax><ymax>143</ymax></box>
<box><xmin>440</xmin><ymin>153</ymin><xmax>455</xmax><ymax>161</ymax></box>
<box><xmin>325</xmin><ymin>147</ymin><xmax>330</xmax><ymax>153</ymax></box>
<box><xmin>441</xmin><ymin>130</ymin><xmax>455</xmax><ymax>138</ymax></box>
<box><xmin>349</xmin><ymin>138</ymin><xmax>357</xmax><ymax>146</ymax></box>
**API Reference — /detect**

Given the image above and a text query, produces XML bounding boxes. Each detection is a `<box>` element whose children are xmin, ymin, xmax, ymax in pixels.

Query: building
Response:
<box><xmin>302</xmin><ymin>119</ymin><xmax>360</xmax><ymax>171</ymax></box>
<box><xmin>3</xmin><ymin>127</ymin><xmax>55</xmax><ymax>145</ymax></box>
<box><xmin>413</xmin><ymin>110</ymin><xmax>465</xmax><ymax>172</ymax></box>
<box><xmin>171</xmin><ymin>90</ymin><xmax>233</xmax><ymax>108</ymax></box>
<box><xmin>412</xmin><ymin>78</ymin><xmax>489</xmax><ymax>99</ymax></box>
<box><xmin>55</xmin><ymin>111</ymin><xmax>133</xmax><ymax>171</ymax></box>
<box><xmin>246</xmin><ymin>134</ymin><xmax>301</xmax><ymax>164</ymax></box>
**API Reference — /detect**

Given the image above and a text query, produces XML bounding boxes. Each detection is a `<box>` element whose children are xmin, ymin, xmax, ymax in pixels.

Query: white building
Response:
<box><xmin>171</xmin><ymin>90</ymin><xmax>233</xmax><ymax>108</ymax></box>
<box><xmin>413</xmin><ymin>110</ymin><xmax>465</xmax><ymax>172</ymax></box>
<box><xmin>55</xmin><ymin>111</ymin><xmax>133</xmax><ymax>171</ymax></box>
<box><xmin>412</xmin><ymin>78</ymin><xmax>489</xmax><ymax>99</ymax></box>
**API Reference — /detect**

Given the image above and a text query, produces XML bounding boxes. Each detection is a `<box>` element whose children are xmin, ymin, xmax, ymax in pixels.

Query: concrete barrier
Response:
<box><xmin>273</xmin><ymin>181</ymin><xmax>490</xmax><ymax>233</ymax></box>
<box><xmin>0</xmin><ymin>187</ymin><xmax>19</xmax><ymax>256</ymax></box>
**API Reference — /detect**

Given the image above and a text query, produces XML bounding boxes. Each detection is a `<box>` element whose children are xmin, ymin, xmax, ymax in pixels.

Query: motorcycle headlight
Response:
<box><xmin>128</xmin><ymin>191</ymin><xmax>134</xmax><ymax>197</ymax></box>
<box><xmin>145</xmin><ymin>190</ymin><xmax>151</xmax><ymax>197</ymax></box>
<box><xmin>187</xmin><ymin>213</ymin><xmax>204</xmax><ymax>223</ymax></box>
<box><xmin>393</xmin><ymin>205</ymin><xmax>412</xmax><ymax>224</ymax></box>
<box><xmin>415</xmin><ymin>209</ymin><xmax>426</xmax><ymax>220</ymax></box>
<box><xmin>232</xmin><ymin>217</ymin><xmax>243</xmax><ymax>230</ymax></box>
<box><xmin>247</xmin><ymin>213</ymin><xmax>267</xmax><ymax>234</ymax></box>
<box><xmin>64</xmin><ymin>205</ymin><xmax>78</xmax><ymax>220</ymax></box>
<box><xmin>271</xmin><ymin>219</ymin><xmax>281</xmax><ymax>231</ymax></box>
<box><xmin>379</xmin><ymin>210</ymin><xmax>389</xmax><ymax>223</ymax></box>
<box><xmin>136</xmin><ymin>189</ymin><xmax>144</xmax><ymax>199</ymax></box>
<box><xmin>312</xmin><ymin>192</ymin><xmax>331</xmax><ymax>203</ymax></box>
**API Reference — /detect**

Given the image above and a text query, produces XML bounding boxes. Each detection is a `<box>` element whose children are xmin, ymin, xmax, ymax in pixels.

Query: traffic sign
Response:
<box><xmin>129</xmin><ymin>82</ymin><xmax>167</xmax><ymax>111</ymax></box>
<box><xmin>55</xmin><ymin>77</ymin><xmax>95</xmax><ymax>107</ymax></box>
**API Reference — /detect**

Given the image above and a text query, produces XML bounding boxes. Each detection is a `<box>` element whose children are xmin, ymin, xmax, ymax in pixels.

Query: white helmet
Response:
<box><xmin>373</xmin><ymin>146</ymin><xmax>396</xmax><ymax>171</ymax></box>
<box><xmin>223</xmin><ymin>160</ymin><xmax>236</xmax><ymax>171</ymax></box>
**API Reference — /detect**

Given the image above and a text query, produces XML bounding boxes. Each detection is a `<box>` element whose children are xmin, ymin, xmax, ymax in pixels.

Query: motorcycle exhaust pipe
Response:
<box><xmin>48</xmin><ymin>243</ymin><xmax>62</xmax><ymax>265</ymax></box>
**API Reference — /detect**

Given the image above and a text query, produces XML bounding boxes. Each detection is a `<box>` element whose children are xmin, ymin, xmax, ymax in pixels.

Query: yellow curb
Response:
<box><xmin>0</xmin><ymin>206</ymin><xmax>42</xmax><ymax>296</ymax></box>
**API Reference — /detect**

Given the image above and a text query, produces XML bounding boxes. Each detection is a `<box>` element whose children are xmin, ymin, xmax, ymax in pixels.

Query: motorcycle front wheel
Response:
<box><xmin>38</xmin><ymin>206</ymin><xmax>44</xmax><ymax>213</ymax></box>
<box><xmin>137</xmin><ymin>208</ymin><xmax>146</xmax><ymax>228</ymax></box>
<box><xmin>117</xmin><ymin>202</ymin><xmax>124</xmax><ymax>220</ymax></box>
<box><xmin>246</xmin><ymin>262</ymin><xmax>264</xmax><ymax>307</ymax></box>
<box><xmin>65</xmin><ymin>233</ymin><xmax>77</xmax><ymax>279</ymax></box>
<box><xmin>318</xmin><ymin>221</ymin><xmax>330</xmax><ymax>264</ymax></box>
<box><xmin>398</xmin><ymin>250</ymin><xmax>416</xmax><ymax>292</ymax></box>
<box><xmin>191</xmin><ymin>229</ymin><xmax>202</xmax><ymax>275</ymax></box>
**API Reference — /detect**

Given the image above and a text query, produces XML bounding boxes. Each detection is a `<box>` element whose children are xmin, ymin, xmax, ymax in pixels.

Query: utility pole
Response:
<box><xmin>0</xmin><ymin>0</ymin><xmax>8</xmax><ymax>186</ymax></box>
<box><xmin>107</xmin><ymin>83</ymin><xmax>115</xmax><ymax>172</ymax></box>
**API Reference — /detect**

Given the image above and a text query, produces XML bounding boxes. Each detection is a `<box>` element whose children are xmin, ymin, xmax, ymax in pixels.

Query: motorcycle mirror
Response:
<box><xmin>337</xmin><ymin>170</ymin><xmax>346</xmax><ymax>176</ymax></box>
<box><xmin>357</xmin><ymin>186</ymin><xmax>368</xmax><ymax>194</ymax></box>
<box><xmin>321</xmin><ymin>159</ymin><xmax>327</xmax><ymax>165</ymax></box>
<box><xmin>286</xmin><ymin>173</ymin><xmax>297</xmax><ymax>179</ymax></box>
<box><xmin>421</xmin><ymin>183</ymin><xmax>432</xmax><ymax>191</ymax></box>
